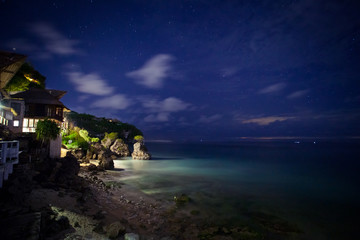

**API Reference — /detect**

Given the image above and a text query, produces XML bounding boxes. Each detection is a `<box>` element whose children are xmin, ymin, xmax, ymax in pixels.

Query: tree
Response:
<box><xmin>4</xmin><ymin>62</ymin><xmax>46</xmax><ymax>92</ymax></box>
<box><xmin>35</xmin><ymin>119</ymin><xmax>60</xmax><ymax>147</ymax></box>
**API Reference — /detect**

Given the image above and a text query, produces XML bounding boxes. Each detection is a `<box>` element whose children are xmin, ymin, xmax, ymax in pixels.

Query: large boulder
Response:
<box><xmin>98</xmin><ymin>157</ymin><xmax>114</xmax><ymax>170</ymax></box>
<box><xmin>86</xmin><ymin>142</ymin><xmax>103</xmax><ymax>160</ymax></box>
<box><xmin>34</xmin><ymin>153</ymin><xmax>80</xmax><ymax>187</ymax></box>
<box><xmin>110</xmin><ymin>139</ymin><xmax>130</xmax><ymax>157</ymax></box>
<box><xmin>131</xmin><ymin>142</ymin><xmax>151</xmax><ymax>160</ymax></box>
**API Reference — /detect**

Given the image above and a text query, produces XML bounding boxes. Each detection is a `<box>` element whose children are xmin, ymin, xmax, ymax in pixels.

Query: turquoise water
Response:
<box><xmin>113</xmin><ymin>141</ymin><xmax>360</xmax><ymax>239</ymax></box>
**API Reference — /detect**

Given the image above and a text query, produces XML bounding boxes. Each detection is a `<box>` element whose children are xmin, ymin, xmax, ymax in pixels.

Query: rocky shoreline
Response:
<box><xmin>0</xmin><ymin>152</ymin><xmax>234</xmax><ymax>240</ymax></box>
<box><xmin>0</xmin><ymin>148</ymin><xmax>302</xmax><ymax>240</ymax></box>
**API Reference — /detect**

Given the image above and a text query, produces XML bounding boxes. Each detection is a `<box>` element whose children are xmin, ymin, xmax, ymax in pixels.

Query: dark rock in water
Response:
<box><xmin>98</xmin><ymin>157</ymin><xmax>114</xmax><ymax>170</ymax></box>
<box><xmin>104</xmin><ymin>221</ymin><xmax>126</xmax><ymax>239</ymax></box>
<box><xmin>110</xmin><ymin>139</ymin><xmax>130</xmax><ymax>157</ymax></box>
<box><xmin>131</xmin><ymin>142</ymin><xmax>151</xmax><ymax>160</ymax></box>
<box><xmin>174</xmin><ymin>193</ymin><xmax>190</xmax><ymax>206</ymax></box>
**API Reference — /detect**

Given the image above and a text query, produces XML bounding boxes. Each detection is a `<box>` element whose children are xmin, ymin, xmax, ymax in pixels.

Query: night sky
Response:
<box><xmin>1</xmin><ymin>0</ymin><xmax>360</xmax><ymax>141</ymax></box>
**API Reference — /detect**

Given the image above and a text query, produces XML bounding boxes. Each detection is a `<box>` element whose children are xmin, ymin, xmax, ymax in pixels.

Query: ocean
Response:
<box><xmin>113</xmin><ymin>141</ymin><xmax>360</xmax><ymax>239</ymax></box>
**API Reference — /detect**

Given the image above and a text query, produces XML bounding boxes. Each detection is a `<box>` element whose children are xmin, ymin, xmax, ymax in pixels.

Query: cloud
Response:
<box><xmin>241</xmin><ymin>116</ymin><xmax>294</xmax><ymax>126</ymax></box>
<box><xmin>126</xmin><ymin>54</ymin><xmax>175</xmax><ymax>89</ymax></box>
<box><xmin>30</xmin><ymin>22</ymin><xmax>80</xmax><ymax>55</ymax></box>
<box><xmin>198</xmin><ymin>114</ymin><xmax>222</xmax><ymax>123</ymax></box>
<box><xmin>67</xmin><ymin>71</ymin><xmax>114</xmax><ymax>95</ymax></box>
<box><xmin>258</xmin><ymin>83</ymin><xmax>286</xmax><ymax>94</ymax></box>
<box><xmin>140</xmin><ymin>97</ymin><xmax>190</xmax><ymax>122</ymax></box>
<box><xmin>142</xmin><ymin>97</ymin><xmax>189</xmax><ymax>112</ymax></box>
<box><xmin>144</xmin><ymin>113</ymin><xmax>170</xmax><ymax>122</ymax></box>
<box><xmin>287</xmin><ymin>89</ymin><xmax>310</xmax><ymax>99</ymax></box>
<box><xmin>92</xmin><ymin>94</ymin><xmax>131</xmax><ymax>110</ymax></box>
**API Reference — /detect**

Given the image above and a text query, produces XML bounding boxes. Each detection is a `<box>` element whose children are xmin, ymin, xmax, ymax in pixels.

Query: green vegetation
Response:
<box><xmin>35</xmin><ymin>119</ymin><xmax>60</xmax><ymax>143</ymax></box>
<box><xmin>5</xmin><ymin>62</ymin><xmax>46</xmax><ymax>91</ymax></box>
<box><xmin>78</xmin><ymin>129</ymin><xmax>90</xmax><ymax>142</ymax></box>
<box><xmin>103</xmin><ymin>132</ymin><xmax>118</xmax><ymax>141</ymax></box>
<box><xmin>134</xmin><ymin>135</ymin><xmax>144</xmax><ymax>142</ymax></box>
<box><xmin>64</xmin><ymin>111</ymin><xmax>143</xmax><ymax>141</ymax></box>
<box><xmin>62</xmin><ymin>128</ymin><xmax>89</xmax><ymax>150</ymax></box>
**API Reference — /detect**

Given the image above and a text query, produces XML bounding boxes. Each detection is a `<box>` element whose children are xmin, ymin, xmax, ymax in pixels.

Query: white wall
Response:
<box><xmin>49</xmin><ymin>135</ymin><xmax>62</xmax><ymax>158</ymax></box>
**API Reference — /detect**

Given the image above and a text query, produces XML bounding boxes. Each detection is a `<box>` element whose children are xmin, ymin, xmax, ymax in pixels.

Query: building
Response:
<box><xmin>9</xmin><ymin>88</ymin><xmax>67</xmax><ymax>133</ymax></box>
<box><xmin>0</xmin><ymin>51</ymin><xmax>68</xmax><ymax>158</ymax></box>
<box><xmin>0</xmin><ymin>51</ymin><xmax>27</xmax><ymax>126</ymax></box>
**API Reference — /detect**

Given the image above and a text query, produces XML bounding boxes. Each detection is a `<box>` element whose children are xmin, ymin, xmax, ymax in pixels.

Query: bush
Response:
<box><xmin>62</xmin><ymin>129</ymin><xmax>89</xmax><ymax>150</ymax></box>
<box><xmin>79</xmin><ymin>129</ymin><xmax>90</xmax><ymax>142</ymax></box>
<box><xmin>134</xmin><ymin>135</ymin><xmax>144</xmax><ymax>142</ymax></box>
<box><xmin>103</xmin><ymin>132</ymin><xmax>118</xmax><ymax>141</ymax></box>
<box><xmin>36</xmin><ymin>119</ymin><xmax>60</xmax><ymax>142</ymax></box>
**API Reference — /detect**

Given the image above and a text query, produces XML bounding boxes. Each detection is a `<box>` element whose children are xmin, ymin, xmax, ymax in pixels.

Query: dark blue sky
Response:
<box><xmin>1</xmin><ymin>0</ymin><xmax>359</xmax><ymax>141</ymax></box>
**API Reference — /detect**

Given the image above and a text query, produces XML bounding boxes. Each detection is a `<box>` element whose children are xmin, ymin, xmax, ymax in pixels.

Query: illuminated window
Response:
<box><xmin>30</xmin><ymin>119</ymin><xmax>35</xmax><ymax>127</ymax></box>
<box><xmin>56</xmin><ymin>107</ymin><xmax>62</xmax><ymax>116</ymax></box>
<box><xmin>13</xmin><ymin>120</ymin><xmax>19</xmax><ymax>127</ymax></box>
<box><xmin>23</xmin><ymin>118</ymin><xmax>28</xmax><ymax>127</ymax></box>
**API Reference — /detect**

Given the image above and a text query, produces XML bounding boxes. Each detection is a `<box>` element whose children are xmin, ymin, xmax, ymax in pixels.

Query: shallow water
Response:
<box><xmin>113</xmin><ymin>141</ymin><xmax>360</xmax><ymax>239</ymax></box>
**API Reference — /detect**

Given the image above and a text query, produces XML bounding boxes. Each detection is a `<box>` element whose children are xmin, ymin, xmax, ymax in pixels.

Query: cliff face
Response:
<box><xmin>64</xmin><ymin>111</ymin><xmax>143</xmax><ymax>142</ymax></box>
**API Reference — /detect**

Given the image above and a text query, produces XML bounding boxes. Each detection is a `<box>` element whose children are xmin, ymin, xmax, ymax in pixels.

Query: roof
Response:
<box><xmin>0</xmin><ymin>51</ymin><xmax>27</xmax><ymax>89</ymax></box>
<box><xmin>0</xmin><ymin>51</ymin><xmax>26</xmax><ymax>70</ymax></box>
<box><xmin>46</xmin><ymin>89</ymin><xmax>67</xmax><ymax>99</ymax></box>
<box><xmin>10</xmin><ymin>88</ymin><xmax>66</xmax><ymax>107</ymax></box>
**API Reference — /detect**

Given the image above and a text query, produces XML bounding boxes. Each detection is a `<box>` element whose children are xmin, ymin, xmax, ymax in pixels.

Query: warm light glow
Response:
<box><xmin>13</xmin><ymin>120</ymin><xmax>19</xmax><ymax>127</ymax></box>
<box><xmin>24</xmin><ymin>74</ymin><xmax>40</xmax><ymax>84</ymax></box>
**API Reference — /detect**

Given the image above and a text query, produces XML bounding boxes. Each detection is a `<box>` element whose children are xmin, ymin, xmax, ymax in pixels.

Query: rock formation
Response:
<box><xmin>101</xmin><ymin>137</ymin><xmax>113</xmax><ymax>149</ymax></box>
<box><xmin>110</xmin><ymin>139</ymin><xmax>130</xmax><ymax>157</ymax></box>
<box><xmin>131</xmin><ymin>142</ymin><xmax>151</xmax><ymax>160</ymax></box>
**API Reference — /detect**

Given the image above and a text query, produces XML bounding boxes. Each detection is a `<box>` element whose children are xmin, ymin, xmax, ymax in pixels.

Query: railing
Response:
<box><xmin>0</xmin><ymin>140</ymin><xmax>19</xmax><ymax>188</ymax></box>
